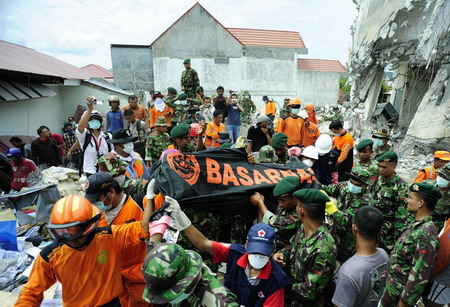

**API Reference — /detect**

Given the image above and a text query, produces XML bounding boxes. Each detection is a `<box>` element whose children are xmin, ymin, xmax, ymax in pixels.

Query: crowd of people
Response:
<box><xmin>5</xmin><ymin>59</ymin><xmax>450</xmax><ymax>307</ymax></box>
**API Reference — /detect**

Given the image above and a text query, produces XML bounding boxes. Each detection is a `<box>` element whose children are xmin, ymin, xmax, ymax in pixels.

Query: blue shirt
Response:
<box><xmin>227</xmin><ymin>103</ymin><xmax>241</xmax><ymax>126</ymax></box>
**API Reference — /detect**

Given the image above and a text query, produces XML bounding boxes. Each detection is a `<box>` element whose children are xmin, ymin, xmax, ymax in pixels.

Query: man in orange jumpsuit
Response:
<box><xmin>329</xmin><ymin>120</ymin><xmax>354</xmax><ymax>182</ymax></box>
<box><xmin>263</xmin><ymin>96</ymin><xmax>277</xmax><ymax>121</ymax></box>
<box><xmin>205</xmin><ymin>110</ymin><xmax>226</xmax><ymax>149</ymax></box>
<box><xmin>149</xmin><ymin>91</ymin><xmax>174</xmax><ymax>128</ymax></box>
<box><xmin>298</xmin><ymin>110</ymin><xmax>320</xmax><ymax>147</ymax></box>
<box><xmin>278</xmin><ymin>99</ymin><xmax>304</xmax><ymax>147</ymax></box>
<box><xmin>414</xmin><ymin>151</ymin><xmax>450</xmax><ymax>183</ymax></box>
<box><xmin>83</xmin><ymin>171</ymin><xmax>152</xmax><ymax>307</ymax></box>
<box><xmin>15</xmin><ymin>193</ymin><xmax>153</xmax><ymax>307</ymax></box>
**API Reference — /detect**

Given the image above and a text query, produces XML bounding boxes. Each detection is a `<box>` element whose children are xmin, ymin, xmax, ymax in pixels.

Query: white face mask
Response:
<box><xmin>248</xmin><ymin>254</ymin><xmax>269</xmax><ymax>270</ymax></box>
<box><xmin>302</xmin><ymin>159</ymin><xmax>313</xmax><ymax>168</ymax></box>
<box><xmin>374</xmin><ymin>139</ymin><xmax>384</xmax><ymax>147</ymax></box>
<box><xmin>291</xmin><ymin>108</ymin><xmax>300</xmax><ymax>115</ymax></box>
<box><xmin>123</xmin><ymin>142</ymin><xmax>134</xmax><ymax>154</ymax></box>
<box><xmin>437</xmin><ymin>176</ymin><xmax>450</xmax><ymax>188</ymax></box>
<box><xmin>115</xmin><ymin>174</ymin><xmax>126</xmax><ymax>186</ymax></box>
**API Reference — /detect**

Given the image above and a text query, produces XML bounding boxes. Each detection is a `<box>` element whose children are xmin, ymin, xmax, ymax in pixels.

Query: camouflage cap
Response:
<box><xmin>155</xmin><ymin>117</ymin><xmax>168</xmax><ymax>127</ymax></box>
<box><xmin>195</xmin><ymin>86</ymin><xmax>203</xmax><ymax>93</ymax></box>
<box><xmin>437</xmin><ymin>163</ymin><xmax>450</xmax><ymax>181</ymax></box>
<box><xmin>170</xmin><ymin>124</ymin><xmax>191</xmax><ymax>138</ymax></box>
<box><xmin>142</xmin><ymin>243</ymin><xmax>202</xmax><ymax>304</ymax></box>
<box><xmin>356</xmin><ymin>139</ymin><xmax>374</xmax><ymax>151</ymax></box>
<box><xmin>294</xmin><ymin>188</ymin><xmax>330</xmax><ymax>207</ymax></box>
<box><xmin>167</xmin><ymin>87</ymin><xmax>177</xmax><ymax>95</ymax></box>
<box><xmin>256</xmin><ymin>145</ymin><xmax>278</xmax><ymax>163</ymax></box>
<box><xmin>409</xmin><ymin>183</ymin><xmax>442</xmax><ymax>201</ymax></box>
<box><xmin>346</xmin><ymin>166</ymin><xmax>371</xmax><ymax>185</ymax></box>
<box><xmin>178</xmin><ymin>93</ymin><xmax>188</xmax><ymax>100</ymax></box>
<box><xmin>377</xmin><ymin>151</ymin><xmax>398</xmax><ymax>163</ymax></box>
<box><xmin>271</xmin><ymin>133</ymin><xmax>288</xmax><ymax>150</ymax></box>
<box><xmin>273</xmin><ymin>176</ymin><xmax>301</xmax><ymax>197</ymax></box>
<box><xmin>243</xmin><ymin>90</ymin><xmax>250</xmax><ymax>95</ymax></box>
<box><xmin>372</xmin><ymin>127</ymin><xmax>390</xmax><ymax>139</ymax></box>
<box><xmin>183</xmin><ymin>59</ymin><xmax>191</xmax><ymax>64</ymax></box>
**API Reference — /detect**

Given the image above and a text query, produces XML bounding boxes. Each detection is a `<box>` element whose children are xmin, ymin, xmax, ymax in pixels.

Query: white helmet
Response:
<box><xmin>298</xmin><ymin>110</ymin><xmax>308</xmax><ymax>120</ymax></box>
<box><xmin>302</xmin><ymin>145</ymin><xmax>319</xmax><ymax>160</ymax></box>
<box><xmin>315</xmin><ymin>135</ymin><xmax>333</xmax><ymax>156</ymax></box>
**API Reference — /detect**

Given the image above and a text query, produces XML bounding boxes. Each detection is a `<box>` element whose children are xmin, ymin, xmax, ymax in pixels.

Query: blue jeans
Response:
<box><xmin>227</xmin><ymin>124</ymin><xmax>240</xmax><ymax>143</ymax></box>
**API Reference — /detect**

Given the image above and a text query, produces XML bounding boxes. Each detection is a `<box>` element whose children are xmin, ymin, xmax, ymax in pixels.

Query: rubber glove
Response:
<box><xmin>146</xmin><ymin>179</ymin><xmax>158</xmax><ymax>200</ymax></box>
<box><xmin>165</xmin><ymin>196</ymin><xmax>192</xmax><ymax>231</ymax></box>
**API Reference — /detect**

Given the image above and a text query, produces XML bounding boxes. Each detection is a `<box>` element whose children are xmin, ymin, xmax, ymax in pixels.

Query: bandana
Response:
<box><xmin>155</xmin><ymin>98</ymin><xmax>166</xmax><ymax>112</ymax></box>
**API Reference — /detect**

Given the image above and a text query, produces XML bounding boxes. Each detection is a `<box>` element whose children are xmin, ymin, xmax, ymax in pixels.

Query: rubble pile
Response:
<box><xmin>41</xmin><ymin>167</ymin><xmax>83</xmax><ymax>197</ymax></box>
<box><xmin>396</xmin><ymin>152</ymin><xmax>434</xmax><ymax>183</ymax></box>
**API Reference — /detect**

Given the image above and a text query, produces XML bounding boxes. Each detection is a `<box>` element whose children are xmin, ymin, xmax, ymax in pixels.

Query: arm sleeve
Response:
<box><xmin>337</xmin><ymin>136</ymin><xmax>353</xmax><ymax>164</ymax></box>
<box><xmin>31</xmin><ymin>142</ymin><xmax>38</xmax><ymax>164</ymax></box>
<box><xmin>394</xmin><ymin>183</ymin><xmax>410</xmax><ymax>241</ymax></box>
<box><xmin>15</xmin><ymin>255</ymin><xmax>56</xmax><ymax>307</ymax></box>
<box><xmin>278</xmin><ymin>119</ymin><xmax>286</xmax><ymax>134</ymax></box>
<box><xmin>263</xmin><ymin>288</ymin><xmax>285</xmax><ymax>307</ymax></box>
<box><xmin>413</xmin><ymin>170</ymin><xmax>426</xmax><ymax>183</ymax></box>
<box><xmin>211</xmin><ymin>241</ymin><xmax>231</xmax><ymax>263</ymax></box>
<box><xmin>113</xmin><ymin>222</ymin><xmax>149</xmax><ymax>253</ymax></box>
<box><xmin>142</xmin><ymin>106</ymin><xmax>148</xmax><ymax>121</ymax></box>
<box><xmin>332</xmin><ymin>272</ymin><xmax>359</xmax><ymax>307</ymax></box>
<box><xmin>150</xmin><ymin>108</ymin><xmax>156</xmax><ymax>128</ymax></box>
<box><xmin>401</xmin><ymin>235</ymin><xmax>438</xmax><ymax>305</ymax></box>
<box><xmin>262</xmin><ymin>211</ymin><xmax>276</xmax><ymax>224</ymax></box>
<box><xmin>247</xmin><ymin>127</ymin><xmax>255</xmax><ymax>141</ymax></box>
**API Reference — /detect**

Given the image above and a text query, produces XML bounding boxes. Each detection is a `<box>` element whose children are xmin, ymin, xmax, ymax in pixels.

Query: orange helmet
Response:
<box><xmin>306</xmin><ymin>104</ymin><xmax>314</xmax><ymax>112</ymax></box>
<box><xmin>47</xmin><ymin>195</ymin><xmax>101</xmax><ymax>241</ymax></box>
<box><xmin>288</xmin><ymin>97</ymin><xmax>301</xmax><ymax>106</ymax></box>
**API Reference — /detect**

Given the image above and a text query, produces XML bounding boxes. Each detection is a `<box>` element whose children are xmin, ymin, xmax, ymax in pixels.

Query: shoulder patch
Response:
<box><xmin>96</xmin><ymin>226</ymin><xmax>113</xmax><ymax>235</ymax></box>
<box><xmin>40</xmin><ymin>241</ymin><xmax>64</xmax><ymax>262</ymax></box>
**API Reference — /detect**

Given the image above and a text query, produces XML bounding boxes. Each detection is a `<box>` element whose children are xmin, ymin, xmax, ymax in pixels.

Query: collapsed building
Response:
<box><xmin>349</xmin><ymin>0</ymin><xmax>450</xmax><ymax>157</ymax></box>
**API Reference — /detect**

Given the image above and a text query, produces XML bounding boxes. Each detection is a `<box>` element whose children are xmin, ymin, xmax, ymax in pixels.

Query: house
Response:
<box><xmin>81</xmin><ymin>64</ymin><xmax>114</xmax><ymax>81</ymax></box>
<box><xmin>0</xmin><ymin>40</ymin><xmax>131</xmax><ymax>140</ymax></box>
<box><xmin>111</xmin><ymin>2</ymin><xmax>346</xmax><ymax>107</ymax></box>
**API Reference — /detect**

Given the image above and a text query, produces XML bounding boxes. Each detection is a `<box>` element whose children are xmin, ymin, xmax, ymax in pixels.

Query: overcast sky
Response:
<box><xmin>0</xmin><ymin>0</ymin><xmax>358</xmax><ymax>69</ymax></box>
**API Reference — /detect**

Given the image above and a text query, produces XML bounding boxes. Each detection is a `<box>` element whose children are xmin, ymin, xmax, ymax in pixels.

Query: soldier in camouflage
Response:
<box><xmin>274</xmin><ymin>189</ymin><xmax>337</xmax><ymax>306</ymax></box>
<box><xmin>371</xmin><ymin>128</ymin><xmax>394</xmax><ymax>160</ymax></box>
<box><xmin>271</xmin><ymin>133</ymin><xmax>289</xmax><ymax>164</ymax></box>
<box><xmin>142</xmin><ymin>243</ymin><xmax>239</xmax><ymax>306</ymax></box>
<box><xmin>251</xmin><ymin>176</ymin><xmax>302</xmax><ymax>251</ymax></box>
<box><xmin>323</xmin><ymin>166</ymin><xmax>376</xmax><ymax>262</ymax></box>
<box><xmin>145</xmin><ymin>117</ymin><xmax>171</xmax><ymax>168</ymax></box>
<box><xmin>239</xmin><ymin>90</ymin><xmax>256</xmax><ymax>126</ymax></box>
<box><xmin>255</xmin><ymin>145</ymin><xmax>278</xmax><ymax>163</ymax></box>
<box><xmin>423</xmin><ymin>163</ymin><xmax>450</xmax><ymax>231</ymax></box>
<box><xmin>166</xmin><ymin>92</ymin><xmax>189</xmax><ymax>126</ymax></box>
<box><xmin>370</xmin><ymin>152</ymin><xmax>410</xmax><ymax>254</ymax></box>
<box><xmin>382</xmin><ymin>182</ymin><xmax>442</xmax><ymax>306</ymax></box>
<box><xmin>180</xmin><ymin>59</ymin><xmax>200</xmax><ymax>99</ymax></box>
<box><xmin>354</xmin><ymin>139</ymin><xmax>378</xmax><ymax>184</ymax></box>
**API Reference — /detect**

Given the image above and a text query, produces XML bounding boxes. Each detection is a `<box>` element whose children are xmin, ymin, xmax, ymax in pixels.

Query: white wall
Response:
<box><xmin>297</xmin><ymin>71</ymin><xmax>342</xmax><ymax>107</ymax></box>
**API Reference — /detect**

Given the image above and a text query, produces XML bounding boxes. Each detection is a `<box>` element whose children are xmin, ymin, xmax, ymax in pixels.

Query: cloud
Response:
<box><xmin>0</xmin><ymin>0</ymin><xmax>358</xmax><ymax>68</ymax></box>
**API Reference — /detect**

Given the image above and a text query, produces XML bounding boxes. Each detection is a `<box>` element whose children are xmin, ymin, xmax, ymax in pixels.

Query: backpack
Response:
<box><xmin>79</xmin><ymin>131</ymin><xmax>112</xmax><ymax>175</ymax></box>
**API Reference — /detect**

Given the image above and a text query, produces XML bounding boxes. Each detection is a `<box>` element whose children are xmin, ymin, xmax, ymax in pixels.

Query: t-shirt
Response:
<box><xmin>278</xmin><ymin>116</ymin><xmax>304</xmax><ymax>146</ymax></box>
<box><xmin>247</xmin><ymin>126</ymin><xmax>272</xmax><ymax>152</ymax></box>
<box><xmin>50</xmin><ymin>133</ymin><xmax>64</xmax><ymax>157</ymax></box>
<box><xmin>76</xmin><ymin>129</ymin><xmax>110</xmax><ymax>174</ymax></box>
<box><xmin>333</xmin><ymin>248</ymin><xmax>389</xmax><ymax>307</ymax></box>
<box><xmin>226</xmin><ymin>103</ymin><xmax>241</xmax><ymax>126</ymax></box>
<box><xmin>10</xmin><ymin>158</ymin><xmax>37</xmax><ymax>191</ymax></box>
<box><xmin>122</xmin><ymin>104</ymin><xmax>148</xmax><ymax>122</ymax></box>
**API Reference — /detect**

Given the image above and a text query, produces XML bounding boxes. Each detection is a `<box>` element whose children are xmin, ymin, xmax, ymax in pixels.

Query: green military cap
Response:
<box><xmin>372</xmin><ymin>127</ymin><xmax>390</xmax><ymax>138</ymax></box>
<box><xmin>346</xmin><ymin>166</ymin><xmax>371</xmax><ymax>185</ymax></box>
<box><xmin>271</xmin><ymin>133</ymin><xmax>288</xmax><ymax>150</ymax></box>
<box><xmin>142</xmin><ymin>243</ymin><xmax>202</xmax><ymax>304</ymax></box>
<box><xmin>273</xmin><ymin>176</ymin><xmax>301</xmax><ymax>197</ymax></box>
<box><xmin>182</xmin><ymin>119</ymin><xmax>193</xmax><ymax>125</ymax></box>
<box><xmin>377</xmin><ymin>151</ymin><xmax>398</xmax><ymax>163</ymax></box>
<box><xmin>195</xmin><ymin>86</ymin><xmax>203</xmax><ymax>93</ymax></box>
<box><xmin>293</xmin><ymin>188</ymin><xmax>330</xmax><ymax>207</ymax></box>
<box><xmin>220</xmin><ymin>142</ymin><xmax>233</xmax><ymax>149</ymax></box>
<box><xmin>183</xmin><ymin>58</ymin><xmax>191</xmax><ymax>64</ymax></box>
<box><xmin>437</xmin><ymin>164</ymin><xmax>450</xmax><ymax>181</ymax></box>
<box><xmin>356</xmin><ymin>139</ymin><xmax>374</xmax><ymax>151</ymax></box>
<box><xmin>155</xmin><ymin>117</ymin><xmax>168</xmax><ymax>127</ymax></box>
<box><xmin>256</xmin><ymin>145</ymin><xmax>278</xmax><ymax>163</ymax></box>
<box><xmin>167</xmin><ymin>87</ymin><xmax>177</xmax><ymax>95</ymax></box>
<box><xmin>170</xmin><ymin>124</ymin><xmax>191</xmax><ymax>138</ymax></box>
<box><xmin>177</xmin><ymin>93</ymin><xmax>188</xmax><ymax>100</ymax></box>
<box><xmin>409</xmin><ymin>183</ymin><xmax>442</xmax><ymax>200</ymax></box>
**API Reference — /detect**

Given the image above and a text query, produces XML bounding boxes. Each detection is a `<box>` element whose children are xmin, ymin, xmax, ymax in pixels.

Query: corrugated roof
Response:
<box><xmin>227</xmin><ymin>28</ymin><xmax>306</xmax><ymax>49</ymax></box>
<box><xmin>0</xmin><ymin>40</ymin><xmax>89</xmax><ymax>80</ymax></box>
<box><xmin>297</xmin><ymin>59</ymin><xmax>346</xmax><ymax>73</ymax></box>
<box><xmin>81</xmin><ymin>64</ymin><xmax>114</xmax><ymax>79</ymax></box>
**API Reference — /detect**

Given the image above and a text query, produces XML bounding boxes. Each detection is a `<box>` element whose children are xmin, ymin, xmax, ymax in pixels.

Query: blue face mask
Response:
<box><xmin>374</xmin><ymin>139</ymin><xmax>384</xmax><ymax>147</ymax></box>
<box><xmin>347</xmin><ymin>181</ymin><xmax>363</xmax><ymax>194</ymax></box>
<box><xmin>437</xmin><ymin>176</ymin><xmax>450</xmax><ymax>188</ymax></box>
<box><xmin>67</xmin><ymin>129</ymin><xmax>74</xmax><ymax>135</ymax></box>
<box><xmin>179</xmin><ymin>100</ymin><xmax>187</xmax><ymax>105</ymax></box>
<box><xmin>88</xmin><ymin>120</ymin><xmax>101</xmax><ymax>130</ymax></box>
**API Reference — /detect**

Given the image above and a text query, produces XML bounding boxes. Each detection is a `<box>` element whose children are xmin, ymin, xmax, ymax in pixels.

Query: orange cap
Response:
<box><xmin>435</xmin><ymin>151</ymin><xmax>450</xmax><ymax>161</ymax></box>
<box><xmin>306</xmin><ymin>104</ymin><xmax>314</xmax><ymax>112</ymax></box>
<box><xmin>288</xmin><ymin>97</ymin><xmax>301</xmax><ymax>106</ymax></box>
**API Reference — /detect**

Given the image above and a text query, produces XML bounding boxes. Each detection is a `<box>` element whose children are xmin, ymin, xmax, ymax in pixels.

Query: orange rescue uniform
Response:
<box><xmin>278</xmin><ymin>116</ymin><xmax>304</xmax><ymax>146</ymax></box>
<box><xmin>334</xmin><ymin>132</ymin><xmax>354</xmax><ymax>165</ymax></box>
<box><xmin>414</xmin><ymin>165</ymin><xmax>437</xmax><ymax>183</ymax></box>
<box><xmin>265</xmin><ymin>101</ymin><xmax>277</xmax><ymax>117</ymax></box>
<box><xmin>149</xmin><ymin>104</ymin><xmax>173</xmax><ymax>128</ymax></box>
<box><xmin>302</xmin><ymin>121</ymin><xmax>320</xmax><ymax>147</ymax></box>
<box><xmin>205</xmin><ymin>122</ymin><xmax>226</xmax><ymax>148</ymax></box>
<box><xmin>15</xmin><ymin>222</ymin><xmax>149</xmax><ymax>307</ymax></box>
<box><xmin>123</xmin><ymin>104</ymin><xmax>148</xmax><ymax>122</ymax></box>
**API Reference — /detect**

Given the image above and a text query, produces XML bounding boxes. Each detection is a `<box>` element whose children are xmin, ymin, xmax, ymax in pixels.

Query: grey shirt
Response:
<box><xmin>333</xmin><ymin>248</ymin><xmax>390</xmax><ymax>307</ymax></box>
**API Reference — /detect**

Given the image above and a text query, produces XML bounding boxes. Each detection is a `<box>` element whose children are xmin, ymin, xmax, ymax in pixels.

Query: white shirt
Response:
<box><xmin>76</xmin><ymin>129</ymin><xmax>109</xmax><ymax>174</ymax></box>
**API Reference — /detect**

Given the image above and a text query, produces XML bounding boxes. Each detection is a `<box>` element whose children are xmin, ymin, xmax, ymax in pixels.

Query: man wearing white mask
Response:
<box><xmin>149</xmin><ymin>91</ymin><xmax>173</xmax><ymax>129</ymax></box>
<box><xmin>76</xmin><ymin>96</ymin><xmax>111</xmax><ymax>177</ymax></box>
<box><xmin>106</xmin><ymin>129</ymin><xmax>150</xmax><ymax>180</ymax></box>
<box><xmin>164</xmin><ymin>196</ymin><xmax>292</xmax><ymax>307</ymax></box>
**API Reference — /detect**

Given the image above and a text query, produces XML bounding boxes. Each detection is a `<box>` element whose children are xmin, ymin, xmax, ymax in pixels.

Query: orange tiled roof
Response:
<box><xmin>80</xmin><ymin>64</ymin><xmax>113</xmax><ymax>79</ymax></box>
<box><xmin>227</xmin><ymin>28</ymin><xmax>306</xmax><ymax>48</ymax></box>
<box><xmin>297</xmin><ymin>59</ymin><xmax>346</xmax><ymax>72</ymax></box>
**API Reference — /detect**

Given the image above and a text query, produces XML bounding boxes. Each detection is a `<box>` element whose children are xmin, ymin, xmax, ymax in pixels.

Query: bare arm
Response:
<box><xmin>78</xmin><ymin>96</ymin><xmax>95</xmax><ymax>133</ymax></box>
<box><xmin>182</xmin><ymin>224</ymin><xmax>213</xmax><ymax>253</ymax></box>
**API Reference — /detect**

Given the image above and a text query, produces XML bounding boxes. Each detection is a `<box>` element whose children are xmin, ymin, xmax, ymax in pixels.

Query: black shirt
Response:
<box><xmin>214</xmin><ymin>96</ymin><xmax>228</xmax><ymax>118</ymax></box>
<box><xmin>247</xmin><ymin>126</ymin><xmax>272</xmax><ymax>152</ymax></box>
<box><xmin>31</xmin><ymin>138</ymin><xmax>59</xmax><ymax>166</ymax></box>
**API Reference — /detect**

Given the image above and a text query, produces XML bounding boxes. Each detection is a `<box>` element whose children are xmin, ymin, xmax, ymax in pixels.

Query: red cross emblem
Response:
<box><xmin>258</xmin><ymin>291</ymin><xmax>265</xmax><ymax>298</ymax></box>
<box><xmin>258</xmin><ymin>230</ymin><xmax>265</xmax><ymax>237</ymax></box>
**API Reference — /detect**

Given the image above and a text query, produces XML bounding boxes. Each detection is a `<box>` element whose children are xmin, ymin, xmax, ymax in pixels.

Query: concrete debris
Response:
<box><xmin>41</xmin><ymin>167</ymin><xmax>83</xmax><ymax>197</ymax></box>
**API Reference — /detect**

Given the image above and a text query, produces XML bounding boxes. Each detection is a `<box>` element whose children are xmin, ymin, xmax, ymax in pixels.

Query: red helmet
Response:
<box><xmin>47</xmin><ymin>195</ymin><xmax>101</xmax><ymax>241</ymax></box>
<box><xmin>190</xmin><ymin>123</ymin><xmax>200</xmax><ymax>137</ymax></box>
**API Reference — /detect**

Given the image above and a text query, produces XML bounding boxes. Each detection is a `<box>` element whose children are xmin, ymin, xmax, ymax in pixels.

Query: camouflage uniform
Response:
<box><xmin>354</xmin><ymin>160</ymin><xmax>378</xmax><ymax>183</ymax></box>
<box><xmin>166</xmin><ymin>95</ymin><xmax>186</xmax><ymax>125</ymax></box>
<box><xmin>382</xmin><ymin>216</ymin><xmax>439</xmax><ymax>306</ymax></box>
<box><xmin>423</xmin><ymin>179</ymin><xmax>450</xmax><ymax>231</ymax></box>
<box><xmin>276</xmin><ymin>150</ymin><xmax>289</xmax><ymax>165</ymax></box>
<box><xmin>280</xmin><ymin>224</ymin><xmax>337</xmax><ymax>306</ymax></box>
<box><xmin>372</xmin><ymin>144</ymin><xmax>393</xmax><ymax>160</ymax></box>
<box><xmin>262</xmin><ymin>207</ymin><xmax>300</xmax><ymax>251</ymax></box>
<box><xmin>145</xmin><ymin>130</ymin><xmax>171</xmax><ymax>165</ymax></box>
<box><xmin>370</xmin><ymin>175</ymin><xmax>410</xmax><ymax>253</ymax></box>
<box><xmin>325</xmin><ymin>182</ymin><xmax>375</xmax><ymax>262</ymax></box>
<box><xmin>142</xmin><ymin>243</ymin><xmax>239</xmax><ymax>306</ymax></box>
<box><xmin>255</xmin><ymin>145</ymin><xmax>278</xmax><ymax>163</ymax></box>
<box><xmin>181</xmin><ymin>69</ymin><xmax>200</xmax><ymax>99</ymax></box>
<box><xmin>239</xmin><ymin>91</ymin><xmax>256</xmax><ymax>126</ymax></box>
